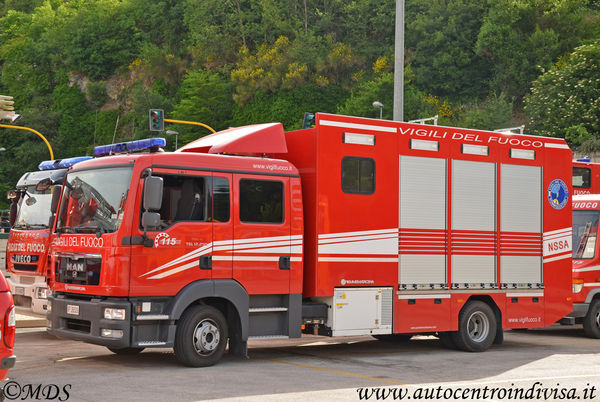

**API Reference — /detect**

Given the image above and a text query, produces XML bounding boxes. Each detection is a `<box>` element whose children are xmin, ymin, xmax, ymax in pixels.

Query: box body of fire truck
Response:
<box><xmin>565</xmin><ymin>195</ymin><xmax>600</xmax><ymax>337</ymax></box>
<box><xmin>47</xmin><ymin>113</ymin><xmax>572</xmax><ymax>366</ymax></box>
<box><xmin>7</xmin><ymin>157</ymin><xmax>90</xmax><ymax>314</ymax></box>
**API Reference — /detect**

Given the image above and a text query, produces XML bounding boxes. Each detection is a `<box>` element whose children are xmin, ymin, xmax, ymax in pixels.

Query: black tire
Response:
<box><xmin>583</xmin><ymin>299</ymin><xmax>600</xmax><ymax>339</ymax></box>
<box><xmin>372</xmin><ymin>334</ymin><xmax>412</xmax><ymax>342</ymax></box>
<box><xmin>107</xmin><ymin>347</ymin><xmax>145</xmax><ymax>355</ymax></box>
<box><xmin>438</xmin><ymin>332</ymin><xmax>457</xmax><ymax>349</ymax></box>
<box><xmin>174</xmin><ymin>305</ymin><xmax>228</xmax><ymax>367</ymax></box>
<box><xmin>451</xmin><ymin>301</ymin><xmax>497</xmax><ymax>352</ymax></box>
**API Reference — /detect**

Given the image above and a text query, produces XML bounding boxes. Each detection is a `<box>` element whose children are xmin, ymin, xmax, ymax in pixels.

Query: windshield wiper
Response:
<box><xmin>28</xmin><ymin>224</ymin><xmax>49</xmax><ymax>229</ymax></box>
<box><xmin>56</xmin><ymin>226</ymin><xmax>75</xmax><ymax>234</ymax></box>
<box><xmin>74</xmin><ymin>223</ymin><xmax>107</xmax><ymax>237</ymax></box>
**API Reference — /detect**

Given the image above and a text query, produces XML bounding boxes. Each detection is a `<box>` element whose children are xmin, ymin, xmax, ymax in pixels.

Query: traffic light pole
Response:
<box><xmin>164</xmin><ymin>118</ymin><xmax>216</xmax><ymax>133</ymax></box>
<box><xmin>0</xmin><ymin>124</ymin><xmax>54</xmax><ymax>159</ymax></box>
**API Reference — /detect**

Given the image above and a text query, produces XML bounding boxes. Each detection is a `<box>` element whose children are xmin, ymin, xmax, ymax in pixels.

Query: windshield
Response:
<box><xmin>56</xmin><ymin>167</ymin><xmax>133</xmax><ymax>234</ymax></box>
<box><xmin>573</xmin><ymin>210</ymin><xmax>600</xmax><ymax>259</ymax></box>
<box><xmin>13</xmin><ymin>187</ymin><xmax>53</xmax><ymax>229</ymax></box>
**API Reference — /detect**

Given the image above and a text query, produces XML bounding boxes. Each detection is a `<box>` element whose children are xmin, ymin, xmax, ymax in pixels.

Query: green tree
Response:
<box><xmin>171</xmin><ymin>69</ymin><xmax>234</xmax><ymax>148</ymax></box>
<box><xmin>406</xmin><ymin>0</ymin><xmax>493</xmax><ymax>100</ymax></box>
<box><xmin>524</xmin><ymin>40</ymin><xmax>600</xmax><ymax>149</ymax></box>
<box><xmin>476</xmin><ymin>0</ymin><xmax>598</xmax><ymax>100</ymax></box>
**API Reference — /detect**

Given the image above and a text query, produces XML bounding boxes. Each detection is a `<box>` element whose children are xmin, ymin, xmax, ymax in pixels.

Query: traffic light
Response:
<box><xmin>302</xmin><ymin>112</ymin><xmax>315</xmax><ymax>129</ymax></box>
<box><xmin>149</xmin><ymin>109</ymin><xmax>164</xmax><ymax>131</ymax></box>
<box><xmin>0</xmin><ymin>95</ymin><xmax>14</xmax><ymax>111</ymax></box>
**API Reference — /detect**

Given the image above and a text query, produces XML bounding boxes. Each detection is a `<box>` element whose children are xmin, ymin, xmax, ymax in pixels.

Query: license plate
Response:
<box><xmin>66</xmin><ymin>305</ymin><xmax>80</xmax><ymax>316</ymax></box>
<box><xmin>15</xmin><ymin>287</ymin><xmax>24</xmax><ymax>295</ymax></box>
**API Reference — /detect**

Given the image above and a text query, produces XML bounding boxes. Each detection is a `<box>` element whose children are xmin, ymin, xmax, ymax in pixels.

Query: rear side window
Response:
<box><xmin>239</xmin><ymin>179</ymin><xmax>284</xmax><ymax>223</ymax></box>
<box><xmin>342</xmin><ymin>157</ymin><xmax>375</xmax><ymax>194</ymax></box>
<box><xmin>573</xmin><ymin>167</ymin><xmax>591</xmax><ymax>188</ymax></box>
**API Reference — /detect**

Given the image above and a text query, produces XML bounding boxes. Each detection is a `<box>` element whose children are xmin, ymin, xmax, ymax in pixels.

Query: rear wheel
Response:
<box><xmin>451</xmin><ymin>301</ymin><xmax>496</xmax><ymax>352</ymax></box>
<box><xmin>107</xmin><ymin>347</ymin><xmax>145</xmax><ymax>355</ymax></box>
<box><xmin>583</xmin><ymin>299</ymin><xmax>600</xmax><ymax>339</ymax></box>
<box><xmin>372</xmin><ymin>334</ymin><xmax>412</xmax><ymax>342</ymax></box>
<box><xmin>174</xmin><ymin>305</ymin><xmax>228</xmax><ymax>367</ymax></box>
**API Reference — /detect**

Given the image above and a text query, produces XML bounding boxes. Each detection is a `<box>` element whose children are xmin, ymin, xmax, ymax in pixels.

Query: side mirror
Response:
<box><xmin>9</xmin><ymin>198</ymin><xmax>17</xmax><ymax>227</ymax></box>
<box><xmin>142</xmin><ymin>211</ymin><xmax>160</xmax><ymax>232</ymax></box>
<box><xmin>50</xmin><ymin>185</ymin><xmax>62</xmax><ymax>214</ymax></box>
<box><xmin>143</xmin><ymin>176</ymin><xmax>163</xmax><ymax>211</ymax></box>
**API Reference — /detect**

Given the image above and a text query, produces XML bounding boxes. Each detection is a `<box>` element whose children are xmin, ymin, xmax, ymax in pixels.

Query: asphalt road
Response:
<box><xmin>5</xmin><ymin>325</ymin><xmax>600</xmax><ymax>401</ymax></box>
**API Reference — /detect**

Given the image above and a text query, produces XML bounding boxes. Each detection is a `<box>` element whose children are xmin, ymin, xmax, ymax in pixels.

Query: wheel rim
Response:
<box><xmin>595</xmin><ymin>310</ymin><xmax>600</xmax><ymax>329</ymax></box>
<box><xmin>192</xmin><ymin>319</ymin><xmax>220</xmax><ymax>356</ymax></box>
<box><xmin>466</xmin><ymin>311</ymin><xmax>490</xmax><ymax>343</ymax></box>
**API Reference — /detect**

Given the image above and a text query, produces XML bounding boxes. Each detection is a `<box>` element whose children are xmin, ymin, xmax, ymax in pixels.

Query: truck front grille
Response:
<box><xmin>56</xmin><ymin>255</ymin><xmax>101</xmax><ymax>286</ymax></box>
<box><xmin>13</xmin><ymin>264</ymin><xmax>37</xmax><ymax>272</ymax></box>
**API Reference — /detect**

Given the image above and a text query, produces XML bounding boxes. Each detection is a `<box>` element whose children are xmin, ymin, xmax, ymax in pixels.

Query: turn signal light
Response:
<box><xmin>573</xmin><ymin>278</ymin><xmax>584</xmax><ymax>294</ymax></box>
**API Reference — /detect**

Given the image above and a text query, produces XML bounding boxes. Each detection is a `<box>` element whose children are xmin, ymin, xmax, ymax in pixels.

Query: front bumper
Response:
<box><xmin>47</xmin><ymin>295</ymin><xmax>132</xmax><ymax>349</ymax></box>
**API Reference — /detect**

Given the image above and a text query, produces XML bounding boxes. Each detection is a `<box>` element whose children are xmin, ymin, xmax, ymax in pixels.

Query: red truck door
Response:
<box><xmin>232</xmin><ymin>174</ymin><xmax>291</xmax><ymax>295</ymax></box>
<box><xmin>131</xmin><ymin>170</ymin><xmax>234</xmax><ymax>294</ymax></box>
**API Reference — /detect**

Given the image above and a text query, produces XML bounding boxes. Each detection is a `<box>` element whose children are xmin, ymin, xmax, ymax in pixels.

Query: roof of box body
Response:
<box><xmin>176</xmin><ymin>123</ymin><xmax>287</xmax><ymax>155</ymax></box>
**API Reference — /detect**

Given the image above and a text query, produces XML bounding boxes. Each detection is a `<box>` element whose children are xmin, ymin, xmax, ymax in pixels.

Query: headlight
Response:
<box><xmin>36</xmin><ymin>287</ymin><xmax>50</xmax><ymax>299</ymax></box>
<box><xmin>104</xmin><ymin>308</ymin><xmax>126</xmax><ymax>320</ymax></box>
<box><xmin>573</xmin><ymin>278</ymin><xmax>584</xmax><ymax>294</ymax></box>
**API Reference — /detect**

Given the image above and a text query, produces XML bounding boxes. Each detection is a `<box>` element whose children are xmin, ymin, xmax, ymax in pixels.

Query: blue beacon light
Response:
<box><xmin>38</xmin><ymin>156</ymin><xmax>92</xmax><ymax>171</ymax></box>
<box><xmin>93</xmin><ymin>138</ymin><xmax>166</xmax><ymax>157</ymax></box>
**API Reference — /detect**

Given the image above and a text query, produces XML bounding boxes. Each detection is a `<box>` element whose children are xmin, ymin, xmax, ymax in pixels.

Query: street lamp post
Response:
<box><xmin>166</xmin><ymin>130</ymin><xmax>179</xmax><ymax>150</ymax></box>
<box><xmin>373</xmin><ymin>101</ymin><xmax>383</xmax><ymax>119</ymax></box>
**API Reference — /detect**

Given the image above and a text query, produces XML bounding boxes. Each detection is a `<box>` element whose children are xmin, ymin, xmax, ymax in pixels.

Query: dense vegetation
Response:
<box><xmin>0</xmin><ymin>0</ymin><xmax>598</xmax><ymax>207</ymax></box>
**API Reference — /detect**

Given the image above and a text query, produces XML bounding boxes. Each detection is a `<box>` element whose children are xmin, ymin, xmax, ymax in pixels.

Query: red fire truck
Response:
<box><xmin>47</xmin><ymin>113</ymin><xmax>573</xmax><ymax>366</ymax></box>
<box><xmin>573</xmin><ymin>158</ymin><xmax>600</xmax><ymax>195</ymax></box>
<box><xmin>6</xmin><ymin>157</ymin><xmax>91</xmax><ymax>313</ymax></box>
<box><xmin>565</xmin><ymin>194</ymin><xmax>600</xmax><ymax>337</ymax></box>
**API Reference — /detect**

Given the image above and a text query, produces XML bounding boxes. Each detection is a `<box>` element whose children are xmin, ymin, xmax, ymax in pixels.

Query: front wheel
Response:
<box><xmin>451</xmin><ymin>301</ymin><xmax>497</xmax><ymax>352</ymax></box>
<box><xmin>583</xmin><ymin>300</ymin><xmax>600</xmax><ymax>339</ymax></box>
<box><xmin>174</xmin><ymin>305</ymin><xmax>228</xmax><ymax>367</ymax></box>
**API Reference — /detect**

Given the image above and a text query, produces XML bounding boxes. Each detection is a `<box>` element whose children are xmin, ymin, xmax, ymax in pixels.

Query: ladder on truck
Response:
<box><xmin>575</xmin><ymin>222</ymin><xmax>592</xmax><ymax>259</ymax></box>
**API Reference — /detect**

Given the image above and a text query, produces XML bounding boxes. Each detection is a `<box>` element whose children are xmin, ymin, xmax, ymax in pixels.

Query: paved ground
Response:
<box><xmin>5</xmin><ymin>325</ymin><xmax>600</xmax><ymax>401</ymax></box>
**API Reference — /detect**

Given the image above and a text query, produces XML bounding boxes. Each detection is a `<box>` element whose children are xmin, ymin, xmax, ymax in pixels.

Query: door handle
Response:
<box><xmin>200</xmin><ymin>255</ymin><xmax>212</xmax><ymax>270</ymax></box>
<box><xmin>279</xmin><ymin>256</ymin><xmax>290</xmax><ymax>270</ymax></box>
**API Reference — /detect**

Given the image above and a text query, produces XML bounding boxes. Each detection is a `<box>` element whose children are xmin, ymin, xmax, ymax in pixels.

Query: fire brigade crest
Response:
<box><xmin>547</xmin><ymin>179</ymin><xmax>569</xmax><ymax>210</ymax></box>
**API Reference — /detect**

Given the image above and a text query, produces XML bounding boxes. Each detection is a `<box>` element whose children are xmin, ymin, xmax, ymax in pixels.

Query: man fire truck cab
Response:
<box><xmin>565</xmin><ymin>194</ymin><xmax>600</xmax><ymax>337</ymax></box>
<box><xmin>47</xmin><ymin>113</ymin><xmax>573</xmax><ymax>367</ymax></box>
<box><xmin>573</xmin><ymin>158</ymin><xmax>600</xmax><ymax>195</ymax></box>
<box><xmin>6</xmin><ymin>157</ymin><xmax>91</xmax><ymax>313</ymax></box>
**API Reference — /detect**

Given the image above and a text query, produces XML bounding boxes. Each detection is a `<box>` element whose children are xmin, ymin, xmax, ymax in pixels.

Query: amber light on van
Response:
<box><xmin>573</xmin><ymin>278</ymin><xmax>584</xmax><ymax>294</ymax></box>
<box><xmin>4</xmin><ymin>306</ymin><xmax>15</xmax><ymax>348</ymax></box>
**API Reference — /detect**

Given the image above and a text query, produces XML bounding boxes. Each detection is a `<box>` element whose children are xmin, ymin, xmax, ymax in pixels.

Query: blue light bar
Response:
<box><xmin>577</xmin><ymin>158</ymin><xmax>591</xmax><ymax>163</ymax></box>
<box><xmin>58</xmin><ymin>156</ymin><xmax>92</xmax><ymax>169</ymax></box>
<box><xmin>93</xmin><ymin>138</ymin><xmax>166</xmax><ymax>157</ymax></box>
<box><xmin>38</xmin><ymin>156</ymin><xmax>93</xmax><ymax>171</ymax></box>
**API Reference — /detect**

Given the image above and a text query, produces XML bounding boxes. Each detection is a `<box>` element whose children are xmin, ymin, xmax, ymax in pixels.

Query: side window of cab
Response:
<box><xmin>140</xmin><ymin>174</ymin><xmax>231</xmax><ymax>230</ymax></box>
